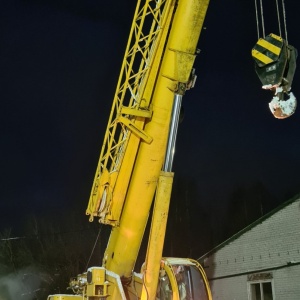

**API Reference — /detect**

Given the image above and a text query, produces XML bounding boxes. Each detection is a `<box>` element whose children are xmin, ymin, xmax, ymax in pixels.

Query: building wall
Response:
<box><xmin>208</xmin><ymin>265</ymin><xmax>300</xmax><ymax>300</ymax></box>
<box><xmin>209</xmin><ymin>276</ymin><xmax>248</xmax><ymax>300</ymax></box>
<box><xmin>201</xmin><ymin>196</ymin><xmax>300</xmax><ymax>299</ymax></box>
<box><xmin>272</xmin><ymin>266</ymin><xmax>300</xmax><ymax>299</ymax></box>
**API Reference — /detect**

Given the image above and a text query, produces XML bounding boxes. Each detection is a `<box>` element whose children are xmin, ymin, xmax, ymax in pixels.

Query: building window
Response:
<box><xmin>249</xmin><ymin>281</ymin><xmax>274</xmax><ymax>300</ymax></box>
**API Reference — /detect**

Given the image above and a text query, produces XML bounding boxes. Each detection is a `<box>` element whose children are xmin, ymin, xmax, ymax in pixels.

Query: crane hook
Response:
<box><xmin>268</xmin><ymin>87</ymin><xmax>297</xmax><ymax>119</ymax></box>
<box><xmin>252</xmin><ymin>33</ymin><xmax>298</xmax><ymax>119</ymax></box>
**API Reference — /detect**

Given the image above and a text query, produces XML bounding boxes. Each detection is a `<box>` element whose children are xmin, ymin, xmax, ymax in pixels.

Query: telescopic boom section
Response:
<box><xmin>87</xmin><ymin>0</ymin><xmax>209</xmax><ymax>281</ymax></box>
<box><xmin>105</xmin><ymin>0</ymin><xmax>209</xmax><ymax>281</ymax></box>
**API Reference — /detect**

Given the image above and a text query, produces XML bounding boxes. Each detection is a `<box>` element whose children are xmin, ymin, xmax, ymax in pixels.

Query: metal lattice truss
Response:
<box><xmin>98</xmin><ymin>0</ymin><xmax>173</xmax><ymax>177</ymax></box>
<box><xmin>86</xmin><ymin>0</ymin><xmax>174</xmax><ymax>221</ymax></box>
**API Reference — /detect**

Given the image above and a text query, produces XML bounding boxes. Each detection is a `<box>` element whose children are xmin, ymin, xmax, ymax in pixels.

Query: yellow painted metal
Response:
<box><xmin>251</xmin><ymin>33</ymin><xmax>283</xmax><ymax>67</ymax></box>
<box><xmin>117</xmin><ymin>116</ymin><xmax>153</xmax><ymax>144</ymax></box>
<box><xmin>103</xmin><ymin>0</ymin><xmax>210</xmax><ymax>280</ymax></box>
<box><xmin>251</xmin><ymin>49</ymin><xmax>274</xmax><ymax>65</ymax></box>
<box><xmin>85</xmin><ymin>268</ymin><xmax>127</xmax><ymax>300</ymax></box>
<box><xmin>192</xmin><ymin>259</ymin><xmax>213</xmax><ymax>300</ymax></box>
<box><xmin>141</xmin><ymin>171</ymin><xmax>174</xmax><ymax>299</ymax></box>
<box><xmin>120</xmin><ymin>106</ymin><xmax>152</xmax><ymax>118</ymax></box>
<box><xmin>256</xmin><ymin>38</ymin><xmax>281</xmax><ymax>55</ymax></box>
<box><xmin>270</xmin><ymin>32</ymin><xmax>283</xmax><ymax>42</ymax></box>
<box><xmin>86</xmin><ymin>0</ymin><xmax>174</xmax><ymax>226</ymax></box>
<box><xmin>162</xmin><ymin>258</ymin><xmax>212</xmax><ymax>300</ymax></box>
<box><xmin>47</xmin><ymin>296</ymin><xmax>82</xmax><ymax>300</ymax></box>
<box><xmin>48</xmin><ymin>1</ymin><xmax>212</xmax><ymax>299</ymax></box>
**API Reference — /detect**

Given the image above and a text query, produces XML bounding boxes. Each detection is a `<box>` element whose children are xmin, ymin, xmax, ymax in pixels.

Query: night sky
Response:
<box><xmin>1</xmin><ymin>0</ymin><xmax>300</xmax><ymax>240</ymax></box>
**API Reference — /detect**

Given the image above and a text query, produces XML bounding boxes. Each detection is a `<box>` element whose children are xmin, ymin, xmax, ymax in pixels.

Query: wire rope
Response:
<box><xmin>281</xmin><ymin>0</ymin><xmax>288</xmax><ymax>44</ymax></box>
<box><xmin>85</xmin><ymin>225</ymin><xmax>102</xmax><ymax>270</ymax></box>
<box><xmin>275</xmin><ymin>0</ymin><xmax>282</xmax><ymax>37</ymax></box>
<box><xmin>254</xmin><ymin>0</ymin><xmax>289</xmax><ymax>43</ymax></box>
<box><xmin>254</xmin><ymin>0</ymin><xmax>260</xmax><ymax>39</ymax></box>
<box><xmin>259</xmin><ymin>0</ymin><xmax>265</xmax><ymax>38</ymax></box>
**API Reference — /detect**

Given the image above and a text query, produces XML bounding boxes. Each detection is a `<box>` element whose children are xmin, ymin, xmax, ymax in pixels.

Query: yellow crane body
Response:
<box><xmin>101</xmin><ymin>0</ymin><xmax>210</xmax><ymax>280</ymax></box>
<box><xmin>48</xmin><ymin>0</ymin><xmax>212</xmax><ymax>299</ymax></box>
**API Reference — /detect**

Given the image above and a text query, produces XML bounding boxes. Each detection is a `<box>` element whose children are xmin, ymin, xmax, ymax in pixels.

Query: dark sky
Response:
<box><xmin>1</xmin><ymin>0</ymin><xmax>300</xmax><ymax>235</ymax></box>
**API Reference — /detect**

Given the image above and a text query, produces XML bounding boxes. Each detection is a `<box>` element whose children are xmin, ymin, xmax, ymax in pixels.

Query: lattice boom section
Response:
<box><xmin>98</xmin><ymin>0</ymin><xmax>171</xmax><ymax>175</ymax></box>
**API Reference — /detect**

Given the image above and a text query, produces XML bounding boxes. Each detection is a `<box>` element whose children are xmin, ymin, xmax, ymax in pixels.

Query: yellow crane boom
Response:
<box><xmin>48</xmin><ymin>0</ymin><xmax>212</xmax><ymax>299</ymax></box>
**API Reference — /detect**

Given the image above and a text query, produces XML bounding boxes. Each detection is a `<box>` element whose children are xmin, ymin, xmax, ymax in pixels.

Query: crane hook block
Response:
<box><xmin>252</xmin><ymin>33</ymin><xmax>298</xmax><ymax>118</ymax></box>
<box><xmin>252</xmin><ymin>33</ymin><xmax>297</xmax><ymax>90</ymax></box>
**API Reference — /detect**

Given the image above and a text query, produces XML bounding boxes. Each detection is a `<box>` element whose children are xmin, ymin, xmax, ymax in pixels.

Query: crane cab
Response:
<box><xmin>157</xmin><ymin>258</ymin><xmax>212</xmax><ymax>300</ymax></box>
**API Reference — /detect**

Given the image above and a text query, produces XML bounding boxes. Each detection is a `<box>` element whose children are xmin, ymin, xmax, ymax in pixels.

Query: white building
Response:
<box><xmin>199</xmin><ymin>194</ymin><xmax>300</xmax><ymax>300</ymax></box>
